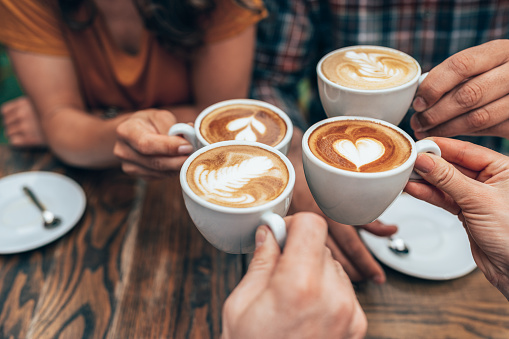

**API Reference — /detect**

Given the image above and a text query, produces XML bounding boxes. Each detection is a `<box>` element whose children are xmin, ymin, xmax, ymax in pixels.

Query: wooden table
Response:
<box><xmin>0</xmin><ymin>146</ymin><xmax>508</xmax><ymax>339</ymax></box>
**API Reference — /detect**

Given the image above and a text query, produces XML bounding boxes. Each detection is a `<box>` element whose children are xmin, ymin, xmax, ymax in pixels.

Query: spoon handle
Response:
<box><xmin>23</xmin><ymin>186</ymin><xmax>47</xmax><ymax>212</ymax></box>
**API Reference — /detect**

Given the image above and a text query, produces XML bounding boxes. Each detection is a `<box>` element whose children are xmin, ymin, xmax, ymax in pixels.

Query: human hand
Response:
<box><xmin>405</xmin><ymin>137</ymin><xmax>509</xmax><ymax>299</ymax></box>
<box><xmin>221</xmin><ymin>212</ymin><xmax>367</xmax><ymax>339</ymax></box>
<box><xmin>411</xmin><ymin>39</ymin><xmax>509</xmax><ymax>140</ymax></box>
<box><xmin>1</xmin><ymin>96</ymin><xmax>47</xmax><ymax>147</ymax></box>
<box><xmin>114</xmin><ymin>109</ymin><xmax>194</xmax><ymax>179</ymax></box>
<box><xmin>327</xmin><ymin>219</ymin><xmax>397</xmax><ymax>284</ymax></box>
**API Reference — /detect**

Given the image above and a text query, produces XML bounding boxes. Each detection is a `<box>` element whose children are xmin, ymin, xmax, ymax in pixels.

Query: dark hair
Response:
<box><xmin>57</xmin><ymin>0</ymin><xmax>260</xmax><ymax>56</ymax></box>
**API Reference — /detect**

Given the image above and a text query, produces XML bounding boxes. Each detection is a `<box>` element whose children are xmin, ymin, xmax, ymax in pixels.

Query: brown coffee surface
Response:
<box><xmin>200</xmin><ymin>104</ymin><xmax>287</xmax><ymax>146</ymax></box>
<box><xmin>187</xmin><ymin>145</ymin><xmax>289</xmax><ymax>208</ymax></box>
<box><xmin>321</xmin><ymin>47</ymin><xmax>419</xmax><ymax>90</ymax></box>
<box><xmin>309</xmin><ymin>120</ymin><xmax>412</xmax><ymax>173</ymax></box>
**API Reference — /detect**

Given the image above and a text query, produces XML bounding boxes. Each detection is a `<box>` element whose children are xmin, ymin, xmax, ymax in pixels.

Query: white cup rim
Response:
<box><xmin>302</xmin><ymin>116</ymin><xmax>418</xmax><ymax>178</ymax></box>
<box><xmin>180</xmin><ymin>140</ymin><xmax>296</xmax><ymax>213</ymax></box>
<box><xmin>316</xmin><ymin>45</ymin><xmax>422</xmax><ymax>94</ymax></box>
<box><xmin>193</xmin><ymin>99</ymin><xmax>293</xmax><ymax>152</ymax></box>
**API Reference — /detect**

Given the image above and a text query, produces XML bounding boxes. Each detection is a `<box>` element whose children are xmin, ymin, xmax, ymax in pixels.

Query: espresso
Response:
<box><xmin>308</xmin><ymin>120</ymin><xmax>411</xmax><ymax>173</ymax></box>
<box><xmin>187</xmin><ymin>145</ymin><xmax>289</xmax><ymax>208</ymax></box>
<box><xmin>200</xmin><ymin>104</ymin><xmax>287</xmax><ymax>147</ymax></box>
<box><xmin>321</xmin><ymin>47</ymin><xmax>419</xmax><ymax>90</ymax></box>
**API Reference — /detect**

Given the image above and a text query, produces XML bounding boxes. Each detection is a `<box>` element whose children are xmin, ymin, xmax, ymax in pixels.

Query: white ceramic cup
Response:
<box><xmin>302</xmin><ymin>116</ymin><xmax>441</xmax><ymax>226</ymax></box>
<box><xmin>317</xmin><ymin>45</ymin><xmax>427</xmax><ymax>126</ymax></box>
<box><xmin>169</xmin><ymin>99</ymin><xmax>293</xmax><ymax>155</ymax></box>
<box><xmin>180</xmin><ymin>140</ymin><xmax>295</xmax><ymax>254</ymax></box>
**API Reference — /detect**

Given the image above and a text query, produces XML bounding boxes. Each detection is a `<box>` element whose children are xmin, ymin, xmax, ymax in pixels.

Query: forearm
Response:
<box><xmin>42</xmin><ymin>107</ymin><xmax>132</xmax><ymax>168</ymax></box>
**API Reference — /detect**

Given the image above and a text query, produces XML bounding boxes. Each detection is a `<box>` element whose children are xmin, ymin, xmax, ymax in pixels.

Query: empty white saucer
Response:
<box><xmin>0</xmin><ymin>171</ymin><xmax>86</xmax><ymax>254</ymax></box>
<box><xmin>359</xmin><ymin>193</ymin><xmax>477</xmax><ymax>280</ymax></box>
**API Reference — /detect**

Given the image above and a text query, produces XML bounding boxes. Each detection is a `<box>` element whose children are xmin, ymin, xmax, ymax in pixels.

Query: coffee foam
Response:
<box><xmin>321</xmin><ymin>48</ymin><xmax>418</xmax><ymax>90</ymax></box>
<box><xmin>187</xmin><ymin>145</ymin><xmax>289</xmax><ymax>208</ymax></box>
<box><xmin>309</xmin><ymin>120</ymin><xmax>411</xmax><ymax>173</ymax></box>
<box><xmin>200</xmin><ymin>104</ymin><xmax>287</xmax><ymax>147</ymax></box>
<box><xmin>333</xmin><ymin>138</ymin><xmax>385</xmax><ymax>168</ymax></box>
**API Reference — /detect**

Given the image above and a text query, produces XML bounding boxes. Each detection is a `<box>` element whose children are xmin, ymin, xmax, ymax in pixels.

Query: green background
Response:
<box><xmin>0</xmin><ymin>45</ymin><xmax>24</xmax><ymax>144</ymax></box>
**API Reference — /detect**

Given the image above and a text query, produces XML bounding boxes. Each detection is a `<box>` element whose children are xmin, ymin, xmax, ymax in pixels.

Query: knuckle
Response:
<box><xmin>136</xmin><ymin>135</ymin><xmax>152</xmax><ymax>154</ymax></box>
<box><xmin>148</xmin><ymin>157</ymin><xmax>167</xmax><ymax>171</ymax></box>
<box><xmin>112</xmin><ymin>144</ymin><xmax>124</xmax><ymax>159</ymax></box>
<box><xmin>291</xmin><ymin>278</ymin><xmax>320</xmax><ymax>304</ymax></box>
<box><xmin>120</xmin><ymin>163</ymin><xmax>136</xmax><ymax>176</ymax></box>
<box><xmin>466</xmin><ymin>107</ymin><xmax>491</xmax><ymax>129</ymax></box>
<box><xmin>455</xmin><ymin>82</ymin><xmax>484</xmax><ymax>109</ymax></box>
<box><xmin>289</xmin><ymin>212</ymin><xmax>328</xmax><ymax>237</ymax></box>
<box><xmin>433</xmin><ymin>162</ymin><xmax>456</xmax><ymax>189</ymax></box>
<box><xmin>418</xmin><ymin>111</ymin><xmax>441</xmax><ymax>128</ymax></box>
<box><xmin>115</xmin><ymin>123</ymin><xmax>128</xmax><ymax>138</ymax></box>
<box><xmin>447</xmin><ymin>53</ymin><xmax>475</xmax><ymax>78</ymax></box>
<box><xmin>420</xmin><ymin>82</ymin><xmax>443</xmax><ymax>102</ymax></box>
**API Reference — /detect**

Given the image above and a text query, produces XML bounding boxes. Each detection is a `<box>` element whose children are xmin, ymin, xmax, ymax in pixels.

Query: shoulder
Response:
<box><xmin>0</xmin><ymin>0</ymin><xmax>69</xmax><ymax>56</ymax></box>
<box><xmin>204</xmin><ymin>0</ymin><xmax>268</xmax><ymax>43</ymax></box>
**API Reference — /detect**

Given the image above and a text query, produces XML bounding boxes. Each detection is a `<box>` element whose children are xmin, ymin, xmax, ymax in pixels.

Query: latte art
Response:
<box><xmin>226</xmin><ymin>116</ymin><xmax>266</xmax><ymax>142</ymax></box>
<box><xmin>200</xmin><ymin>104</ymin><xmax>287</xmax><ymax>147</ymax></box>
<box><xmin>309</xmin><ymin>120</ymin><xmax>411</xmax><ymax>173</ymax></box>
<box><xmin>187</xmin><ymin>145</ymin><xmax>289</xmax><ymax>208</ymax></box>
<box><xmin>333</xmin><ymin>138</ymin><xmax>385</xmax><ymax>169</ymax></box>
<box><xmin>321</xmin><ymin>47</ymin><xmax>419</xmax><ymax>90</ymax></box>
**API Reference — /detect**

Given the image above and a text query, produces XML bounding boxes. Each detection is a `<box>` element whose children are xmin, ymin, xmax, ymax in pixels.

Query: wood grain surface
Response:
<box><xmin>0</xmin><ymin>146</ymin><xmax>508</xmax><ymax>339</ymax></box>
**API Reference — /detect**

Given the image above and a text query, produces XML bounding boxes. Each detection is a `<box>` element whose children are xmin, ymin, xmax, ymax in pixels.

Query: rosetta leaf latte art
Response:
<box><xmin>345</xmin><ymin>51</ymin><xmax>400</xmax><ymax>81</ymax></box>
<box><xmin>195</xmin><ymin>156</ymin><xmax>273</xmax><ymax>204</ymax></box>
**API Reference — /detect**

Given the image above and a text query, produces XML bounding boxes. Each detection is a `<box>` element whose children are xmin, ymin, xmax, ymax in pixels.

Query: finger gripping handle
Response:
<box><xmin>168</xmin><ymin>123</ymin><xmax>198</xmax><ymax>150</ymax></box>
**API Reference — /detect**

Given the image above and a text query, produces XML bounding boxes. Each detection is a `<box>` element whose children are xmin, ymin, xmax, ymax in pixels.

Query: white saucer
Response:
<box><xmin>359</xmin><ymin>193</ymin><xmax>477</xmax><ymax>280</ymax></box>
<box><xmin>0</xmin><ymin>171</ymin><xmax>86</xmax><ymax>254</ymax></box>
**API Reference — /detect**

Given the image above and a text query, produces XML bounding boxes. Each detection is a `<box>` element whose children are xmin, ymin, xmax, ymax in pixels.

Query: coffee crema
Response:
<box><xmin>200</xmin><ymin>104</ymin><xmax>287</xmax><ymax>147</ymax></box>
<box><xmin>187</xmin><ymin>145</ymin><xmax>289</xmax><ymax>208</ymax></box>
<box><xmin>321</xmin><ymin>47</ymin><xmax>419</xmax><ymax>90</ymax></box>
<box><xmin>308</xmin><ymin>120</ymin><xmax>412</xmax><ymax>173</ymax></box>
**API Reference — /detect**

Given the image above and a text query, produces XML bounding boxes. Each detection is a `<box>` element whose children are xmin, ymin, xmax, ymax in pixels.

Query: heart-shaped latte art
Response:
<box><xmin>333</xmin><ymin>138</ymin><xmax>385</xmax><ymax>169</ymax></box>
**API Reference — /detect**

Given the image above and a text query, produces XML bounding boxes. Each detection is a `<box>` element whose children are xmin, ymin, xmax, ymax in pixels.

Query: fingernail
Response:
<box><xmin>413</xmin><ymin>96</ymin><xmax>427</xmax><ymax>112</ymax></box>
<box><xmin>373</xmin><ymin>275</ymin><xmax>384</xmax><ymax>284</ymax></box>
<box><xmin>178</xmin><ymin>145</ymin><xmax>194</xmax><ymax>155</ymax></box>
<box><xmin>255</xmin><ymin>227</ymin><xmax>267</xmax><ymax>249</ymax></box>
<box><xmin>414</xmin><ymin>153</ymin><xmax>435</xmax><ymax>174</ymax></box>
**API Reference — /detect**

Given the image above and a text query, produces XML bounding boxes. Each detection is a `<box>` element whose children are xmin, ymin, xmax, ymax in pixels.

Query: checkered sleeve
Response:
<box><xmin>249</xmin><ymin>0</ymin><xmax>314</xmax><ymax>131</ymax></box>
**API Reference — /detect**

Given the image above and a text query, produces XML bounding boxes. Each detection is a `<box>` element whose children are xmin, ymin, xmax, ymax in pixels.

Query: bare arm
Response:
<box><xmin>8</xmin><ymin>25</ymin><xmax>256</xmax><ymax>170</ymax></box>
<box><xmin>8</xmin><ymin>49</ymin><xmax>127</xmax><ymax>168</ymax></box>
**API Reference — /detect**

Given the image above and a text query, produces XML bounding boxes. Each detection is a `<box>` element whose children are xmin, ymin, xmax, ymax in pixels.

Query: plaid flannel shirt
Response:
<box><xmin>251</xmin><ymin>0</ymin><xmax>509</xmax><ymax>153</ymax></box>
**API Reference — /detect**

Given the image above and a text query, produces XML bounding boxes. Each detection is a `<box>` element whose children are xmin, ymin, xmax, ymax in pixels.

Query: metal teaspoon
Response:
<box><xmin>23</xmin><ymin>186</ymin><xmax>62</xmax><ymax>229</ymax></box>
<box><xmin>388</xmin><ymin>235</ymin><xmax>410</xmax><ymax>255</ymax></box>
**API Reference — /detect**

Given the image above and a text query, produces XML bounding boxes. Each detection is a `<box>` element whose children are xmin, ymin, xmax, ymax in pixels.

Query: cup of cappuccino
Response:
<box><xmin>169</xmin><ymin>99</ymin><xmax>293</xmax><ymax>155</ymax></box>
<box><xmin>317</xmin><ymin>45</ymin><xmax>426</xmax><ymax>126</ymax></box>
<box><xmin>180</xmin><ymin>140</ymin><xmax>295</xmax><ymax>254</ymax></box>
<box><xmin>302</xmin><ymin>116</ymin><xmax>440</xmax><ymax>226</ymax></box>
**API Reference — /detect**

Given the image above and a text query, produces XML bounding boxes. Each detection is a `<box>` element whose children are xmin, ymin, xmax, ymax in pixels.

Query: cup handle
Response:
<box><xmin>260</xmin><ymin>211</ymin><xmax>287</xmax><ymax>249</ymax></box>
<box><xmin>418</xmin><ymin>72</ymin><xmax>429</xmax><ymax>85</ymax></box>
<box><xmin>168</xmin><ymin>123</ymin><xmax>198</xmax><ymax>151</ymax></box>
<box><xmin>409</xmin><ymin>139</ymin><xmax>442</xmax><ymax>181</ymax></box>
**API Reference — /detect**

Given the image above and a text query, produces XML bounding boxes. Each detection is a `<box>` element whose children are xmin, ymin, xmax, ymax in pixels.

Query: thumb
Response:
<box><xmin>414</xmin><ymin>153</ymin><xmax>480</xmax><ymax>205</ymax></box>
<box><xmin>227</xmin><ymin>225</ymin><xmax>281</xmax><ymax>306</ymax></box>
